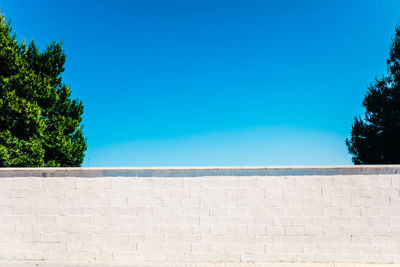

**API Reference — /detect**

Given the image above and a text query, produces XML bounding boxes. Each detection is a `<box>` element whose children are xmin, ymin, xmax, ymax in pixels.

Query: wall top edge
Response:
<box><xmin>0</xmin><ymin>165</ymin><xmax>399</xmax><ymax>177</ymax></box>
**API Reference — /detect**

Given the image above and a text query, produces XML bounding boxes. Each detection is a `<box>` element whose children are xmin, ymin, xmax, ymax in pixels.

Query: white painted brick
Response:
<box><xmin>350</xmin><ymin>216</ymin><xmax>369</xmax><ymax>226</ymax></box>
<box><xmin>323</xmin><ymin>226</ymin><xmax>343</xmax><ymax>235</ymax></box>
<box><xmin>164</xmin><ymin>187</ymin><xmax>190</xmax><ymax>198</ymax></box>
<box><xmin>293</xmin><ymin>216</ymin><xmax>312</xmax><ymax>225</ymax></box>
<box><xmin>184</xmin><ymin>178</ymin><xmax>202</xmax><ymax>188</ymax></box>
<box><xmin>209</xmin><ymin>207</ymin><xmax>230</xmax><ymax>216</ymax></box>
<box><xmin>284</xmin><ymin>207</ymin><xmax>304</xmax><ymax>216</ymax></box>
<box><xmin>380</xmin><ymin>207</ymin><xmax>400</xmax><ymax>216</ymax></box>
<box><xmin>342</xmin><ymin>207</ymin><xmax>361</xmax><ymax>217</ymax></box>
<box><xmin>180</xmin><ymin>196</ymin><xmax>200</xmax><ymax>207</ymax></box>
<box><xmin>76</xmin><ymin>178</ymin><xmax>112</xmax><ymax>189</ymax></box>
<box><xmin>225</xmin><ymin>188</ymin><xmax>247</xmax><ymax>198</ymax></box>
<box><xmin>1</xmin><ymin>170</ymin><xmax>400</xmax><ymax>263</ymax></box>
<box><xmin>241</xmin><ymin>252</ymin><xmax>267</xmax><ymax>261</ymax></box>
<box><xmin>39</xmin><ymin>215</ymin><xmax>57</xmax><ymax>224</ymax></box>
<box><xmin>15</xmin><ymin>188</ymin><xmax>47</xmax><ymax>198</ymax></box>
<box><xmin>210</xmin><ymin>225</ymin><xmax>233</xmax><ymax>235</ymax></box>
<box><xmin>255</xmin><ymin>215</ymin><xmax>274</xmax><ymax>225</ymax></box>
<box><xmin>332</xmin><ymin>216</ymin><xmax>350</xmax><ymax>226</ymax></box>
<box><xmin>267</xmin><ymin>226</ymin><xmax>285</xmax><ymax>235</ymax></box>
<box><xmin>117</xmin><ymin>207</ymin><xmax>136</xmax><ymax>215</ymax></box>
<box><xmin>24</xmin><ymin>251</ymin><xmax>44</xmax><ymax>260</ymax></box>
<box><xmin>182</xmin><ymin>234</ymin><xmax>202</xmax><ymax>243</ymax></box>
<box><xmin>110</xmin><ymin>197</ymin><xmax>128</xmax><ymax>206</ymax></box>
<box><xmin>33</xmin><ymin>224</ymin><xmax>66</xmax><ymax>233</ymax></box>
<box><xmin>304</xmin><ymin>244</ymin><xmax>342</xmax><ymax>255</ymax></box>
<box><xmin>334</xmin><ymin>176</ymin><xmax>354</xmax><ymax>186</ymax></box>
<box><xmin>390</xmin><ymin>216</ymin><xmax>400</xmax><ymax>226</ymax></box>
<box><xmin>361</xmin><ymin>207</ymin><xmax>380</xmax><ymax>217</ymax></box>
<box><xmin>351</xmin><ymin>238</ymin><xmax>371</xmax><ymax>245</ymax></box>
<box><xmin>0</xmin><ymin>224</ymin><xmax>15</xmax><ymax>235</ymax></box>
<box><xmin>222</xmin><ymin>253</ymin><xmax>241</xmax><ymax>261</ymax></box>
<box><xmin>304</xmin><ymin>226</ymin><xmax>323</xmax><ymax>235</ymax></box>
<box><xmin>166</xmin><ymin>178</ymin><xmax>184</xmax><ymax>187</ymax></box>
<box><xmin>0</xmin><ymin>197</ymin><xmax>12</xmax><ymax>207</ymax></box>
<box><xmin>266</xmin><ymin>244</ymin><xmax>303</xmax><ymax>254</ymax></box>
<box><xmin>99</xmin><ymin>207</ymin><xmax>118</xmax><ymax>216</ymax></box>
<box><xmin>167</xmin><ymin>216</ymin><xmax>200</xmax><ymax>225</ymax></box>
<box><xmin>4</xmin><ymin>215</ymin><xmax>20</xmax><ymax>224</ymax></box>
<box><xmin>372</xmin><ymin>225</ymin><xmax>392</xmax><ymax>235</ymax></box>
<box><xmin>61</xmin><ymin>207</ymin><xmax>84</xmax><ymax>216</ymax></box>
<box><xmin>219</xmin><ymin>234</ymin><xmax>257</xmax><ymax>244</ymax></box>
<box><xmin>228</xmin><ymin>207</ymin><xmax>246</xmax><ymax>216</ymax></box>
<box><xmin>128</xmin><ymin>197</ymin><xmax>162</xmax><ymax>207</ymax></box>
<box><xmin>40</xmin><ymin>179</ymin><xmax>59</xmax><ymax>189</ymax></box>
<box><xmin>136</xmin><ymin>207</ymin><xmax>154</xmax><ymax>216</ymax></box>
<box><xmin>370</xmin><ymin>216</ymin><xmax>390</xmax><ymax>226</ymax></box>
<box><xmin>67</xmin><ymin>242</ymin><xmax>84</xmax><ymax>251</ymax></box>
<box><xmin>275</xmin><ymin>216</ymin><xmax>294</xmax><ymax>225</ymax></box>
<box><xmin>191</xmin><ymin>243</ymin><xmax>210</xmax><ymax>253</ymax></box>
<box><xmin>286</xmin><ymin>226</ymin><xmax>304</xmax><ymax>236</ymax></box>
<box><xmin>15</xmin><ymin>224</ymin><xmax>32</xmax><ymax>233</ymax></box>
<box><xmin>371</xmin><ymin>236</ymin><xmax>390</xmax><ymax>246</ymax></box>
<box><xmin>373</xmin><ymin>196</ymin><xmax>391</xmax><ymax>206</ymax></box>
<box><xmin>58</xmin><ymin>179</ymin><xmax>76</xmax><ymax>188</ymax></box>
<box><xmin>0</xmin><ymin>206</ymin><xmax>13</xmax><ymax>216</ymax></box>
<box><xmin>274</xmin><ymin>235</ymin><xmax>313</xmax><ymax>245</ymax></box>
<box><xmin>246</xmin><ymin>207</ymin><xmax>267</xmax><ymax>217</ymax></box>
<box><xmin>76</xmin><ymin>216</ymin><xmax>91</xmax><ymax>225</ymax></box>
<box><xmin>41</xmin><ymin>233</ymin><xmax>58</xmax><ymax>243</ymax></box>
<box><xmin>23</xmin><ymin>179</ymin><xmax>41</xmax><ymax>188</ymax></box>
<box><xmin>323</xmin><ymin>207</ymin><xmax>342</xmax><ymax>216</ymax></box>
<box><xmin>293</xmin><ymin>197</ymin><xmax>314</xmax><ymax>206</ymax></box>
<box><xmin>266</xmin><ymin>207</ymin><xmax>284</xmax><ymax>216</ymax></box>
<box><xmin>220</xmin><ymin>216</ymin><xmax>255</xmax><ymax>225</ymax></box>
<box><xmin>21</xmin><ymin>215</ymin><xmax>38</xmax><ymax>224</ymax></box>
<box><xmin>13</xmin><ymin>206</ymin><xmax>32</xmax><ymax>215</ymax></box>
<box><xmin>33</xmin><ymin>207</ymin><xmax>59</xmax><ymax>215</ymax></box>
<box><xmin>265</xmin><ymin>188</ymin><xmax>284</xmax><ymax>198</ymax></box>
<box><xmin>335</xmin><ymin>254</ymin><xmax>355</xmax><ymax>263</ymax></box>
<box><xmin>333</xmin><ymin>197</ymin><xmax>352</xmax><ymax>206</ymax></box>
<box><xmin>23</xmin><ymin>232</ymin><xmax>41</xmax><ymax>242</ymax></box>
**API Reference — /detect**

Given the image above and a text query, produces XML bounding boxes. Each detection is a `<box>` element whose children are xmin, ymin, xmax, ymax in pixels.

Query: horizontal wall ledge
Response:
<box><xmin>0</xmin><ymin>165</ymin><xmax>399</xmax><ymax>177</ymax></box>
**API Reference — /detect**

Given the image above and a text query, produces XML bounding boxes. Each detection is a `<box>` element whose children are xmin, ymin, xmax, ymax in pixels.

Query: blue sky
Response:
<box><xmin>1</xmin><ymin>0</ymin><xmax>400</xmax><ymax>166</ymax></box>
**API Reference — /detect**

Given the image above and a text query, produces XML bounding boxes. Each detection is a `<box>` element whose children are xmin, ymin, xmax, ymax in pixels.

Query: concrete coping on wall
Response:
<box><xmin>0</xmin><ymin>165</ymin><xmax>399</xmax><ymax>177</ymax></box>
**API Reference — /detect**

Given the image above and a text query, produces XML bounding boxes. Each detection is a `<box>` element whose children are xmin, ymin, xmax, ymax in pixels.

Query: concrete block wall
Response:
<box><xmin>0</xmin><ymin>166</ymin><xmax>400</xmax><ymax>263</ymax></box>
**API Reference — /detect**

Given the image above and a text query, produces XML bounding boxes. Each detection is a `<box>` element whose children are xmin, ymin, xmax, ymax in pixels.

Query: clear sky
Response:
<box><xmin>1</xmin><ymin>0</ymin><xmax>400</xmax><ymax>166</ymax></box>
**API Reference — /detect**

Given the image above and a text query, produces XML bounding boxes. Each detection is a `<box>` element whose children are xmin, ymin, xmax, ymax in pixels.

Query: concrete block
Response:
<box><xmin>1</xmin><ymin>167</ymin><xmax>400</xmax><ymax>263</ymax></box>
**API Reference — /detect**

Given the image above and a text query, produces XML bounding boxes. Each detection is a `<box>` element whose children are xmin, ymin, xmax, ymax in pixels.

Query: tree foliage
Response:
<box><xmin>0</xmin><ymin>13</ymin><xmax>86</xmax><ymax>167</ymax></box>
<box><xmin>346</xmin><ymin>25</ymin><xmax>400</xmax><ymax>164</ymax></box>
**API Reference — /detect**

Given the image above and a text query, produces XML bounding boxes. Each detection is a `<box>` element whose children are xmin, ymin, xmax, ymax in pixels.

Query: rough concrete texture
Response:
<box><xmin>2</xmin><ymin>261</ymin><xmax>400</xmax><ymax>267</ymax></box>
<box><xmin>0</xmin><ymin>166</ymin><xmax>400</xmax><ymax>264</ymax></box>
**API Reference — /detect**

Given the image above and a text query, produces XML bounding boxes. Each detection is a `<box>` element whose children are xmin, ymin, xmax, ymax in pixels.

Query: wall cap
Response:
<box><xmin>0</xmin><ymin>165</ymin><xmax>399</xmax><ymax>177</ymax></box>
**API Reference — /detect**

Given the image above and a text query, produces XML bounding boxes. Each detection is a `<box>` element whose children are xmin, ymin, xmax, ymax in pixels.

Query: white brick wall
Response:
<box><xmin>0</xmin><ymin>166</ymin><xmax>399</xmax><ymax>263</ymax></box>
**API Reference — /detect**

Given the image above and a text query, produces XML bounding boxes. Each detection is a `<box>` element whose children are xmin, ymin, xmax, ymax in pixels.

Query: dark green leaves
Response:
<box><xmin>0</xmin><ymin>12</ymin><xmax>86</xmax><ymax>167</ymax></box>
<box><xmin>346</xmin><ymin>25</ymin><xmax>400</xmax><ymax>164</ymax></box>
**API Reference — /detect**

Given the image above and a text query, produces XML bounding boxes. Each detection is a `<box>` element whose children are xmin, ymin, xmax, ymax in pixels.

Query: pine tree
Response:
<box><xmin>346</xmin><ymin>25</ymin><xmax>400</xmax><ymax>164</ymax></box>
<box><xmin>0</xmin><ymin>13</ymin><xmax>86</xmax><ymax>167</ymax></box>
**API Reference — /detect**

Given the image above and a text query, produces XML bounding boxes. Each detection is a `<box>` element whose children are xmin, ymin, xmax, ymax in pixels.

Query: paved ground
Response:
<box><xmin>2</xmin><ymin>262</ymin><xmax>399</xmax><ymax>267</ymax></box>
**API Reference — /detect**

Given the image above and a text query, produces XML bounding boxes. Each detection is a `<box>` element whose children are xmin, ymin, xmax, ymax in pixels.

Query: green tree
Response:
<box><xmin>0</xmin><ymin>12</ymin><xmax>86</xmax><ymax>167</ymax></box>
<box><xmin>346</xmin><ymin>25</ymin><xmax>400</xmax><ymax>164</ymax></box>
